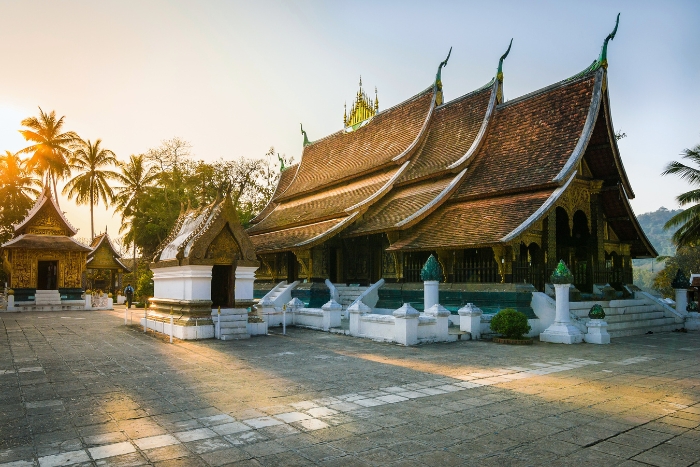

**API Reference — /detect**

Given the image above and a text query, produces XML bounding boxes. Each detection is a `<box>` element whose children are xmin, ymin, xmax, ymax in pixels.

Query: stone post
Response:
<box><xmin>686</xmin><ymin>312</ymin><xmax>700</xmax><ymax>331</ymax></box>
<box><xmin>671</xmin><ymin>269</ymin><xmax>690</xmax><ymax>316</ymax></box>
<box><xmin>425</xmin><ymin>304</ymin><xmax>451</xmax><ymax>342</ymax></box>
<box><xmin>393</xmin><ymin>303</ymin><xmax>419</xmax><ymax>346</ymax></box>
<box><xmin>258</xmin><ymin>298</ymin><xmax>278</xmax><ymax>326</ymax></box>
<box><xmin>458</xmin><ymin>303</ymin><xmax>483</xmax><ymax>340</ymax></box>
<box><xmin>7</xmin><ymin>294</ymin><xmax>15</xmax><ymax>312</ymax></box>
<box><xmin>235</xmin><ymin>266</ymin><xmax>258</xmax><ymax>302</ymax></box>
<box><xmin>584</xmin><ymin>304</ymin><xmax>610</xmax><ymax>344</ymax></box>
<box><xmin>85</xmin><ymin>293</ymin><xmax>92</xmax><ymax>309</ymax></box>
<box><xmin>421</xmin><ymin>255</ymin><xmax>442</xmax><ymax>311</ymax></box>
<box><xmin>540</xmin><ymin>261</ymin><xmax>583</xmax><ymax>344</ymax></box>
<box><xmin>348</xmin><ymin>301</ymin><xmax>370</xmax><ymax>336</ymax></box>
<box><xmin>287</xmin><ymin>297</ymin><xmax>304</xmax><ymax>326</ymax></box>
<box><xmin>321</xmin><ymin>299</ymin><xmax>342</xmax><ymax>331</ymax></box>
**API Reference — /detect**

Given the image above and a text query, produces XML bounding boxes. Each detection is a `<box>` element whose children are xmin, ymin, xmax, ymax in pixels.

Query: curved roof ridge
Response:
<box><xmin>293</xmin><ymin>212</ymin><xmax>360</xmax><ymax>249</ymax></box>
<box><xmin>498</xmin><ymin>63</ymin><xmax>600</xmax><ymax>109</ymax></box>
<box><xmin>13</xmin><ymin>186</ymin><xmax>79</xmax><ymax>236</ymax></box>
<box><xmin>447</xmin><ymin>79</ymin><xmax>499</xmax><ymax>171</ymax></box>
<box><xmin>395</xmin><ymin>168</ymin><xmax>468</xmax><ymax>229</ymax></box>
<box><xmin>501</xmin><ymin>172</ymin><xmax>577</xmax><ymax>242</ymax></box>
<box><xmin>249</xmin><ymin>163</ymin><xmax>300</xmax><ymax>225</ymax></box>
<box><xmin>552</xmin><ymin>67</ymin><xmax>605</xmax><ymax>183</ymax></box>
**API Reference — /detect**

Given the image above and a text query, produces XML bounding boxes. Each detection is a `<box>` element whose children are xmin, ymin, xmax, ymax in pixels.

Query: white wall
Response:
<box><xmin>153</xmin><ymin>265</ymin><xmax>213</xmax><ymax>301</ymax></box>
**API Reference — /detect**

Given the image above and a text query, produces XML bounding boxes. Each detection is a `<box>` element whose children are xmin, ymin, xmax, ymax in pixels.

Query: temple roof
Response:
<box><xmin>11</xmin><ymin>186</ymin><xmax>79</xmax><ymax>238</ymax></box>
<box><xmin>87</xmin><ymin>233</ymin><xmax>130</xmax><ymax>271</ymax></box>
<box><xmin>153</xmin><ymin>195</ymin><xmax>258</xmax><ymax>267</ymax></box>
<box><xmin>2</xmin><ymin>234</ymin><xmax>91</xmax><ymax>251</ymax></box>
<box><xmin>247</xmin><ymin>39</ymin><xmax>656</xmax><ymax>259</ymax></box>
<box><xmin>278</xmin><ymin>88</ymin><xmax>435</xmax><ymax>200</ymax></box>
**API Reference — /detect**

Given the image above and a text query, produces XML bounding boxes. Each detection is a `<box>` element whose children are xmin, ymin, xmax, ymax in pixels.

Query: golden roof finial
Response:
<box><xmin>344</xmin><ymin>76</ymin><xmax>377</xmax><ymax>128</ymax></box>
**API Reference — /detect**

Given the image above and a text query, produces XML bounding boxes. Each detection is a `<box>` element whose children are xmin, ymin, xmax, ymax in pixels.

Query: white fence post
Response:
<box><xmin>170</xmin><ymin>307</ymin><xmax>174</xmax><ymax>343</ymax></box>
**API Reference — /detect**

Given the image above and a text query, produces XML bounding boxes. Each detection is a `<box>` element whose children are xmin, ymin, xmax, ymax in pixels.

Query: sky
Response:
<box><xmin>1</xmin><ymin>0</ymin><xmax>699</xmax><ymax>244</ymax></box>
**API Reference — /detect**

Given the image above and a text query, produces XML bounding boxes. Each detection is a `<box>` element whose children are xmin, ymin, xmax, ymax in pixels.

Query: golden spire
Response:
<box><xmin>345</xmin><ymin>76</ymin><xmax>378</xmax><ymax>128</ymax></box>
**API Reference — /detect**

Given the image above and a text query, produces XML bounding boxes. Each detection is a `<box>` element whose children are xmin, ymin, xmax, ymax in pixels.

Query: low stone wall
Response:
<box><xmin>348</xmin><ymin>303</ymin><xmax>450</xmax><ymax>346</ymax></box>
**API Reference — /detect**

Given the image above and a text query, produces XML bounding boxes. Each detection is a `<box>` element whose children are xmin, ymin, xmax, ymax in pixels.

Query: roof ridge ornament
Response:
<box><xmin>344</xmin><ymin>76</ymin><xmax>378</xmax><ymax>129</ymax></box>
<box><xmin>497</xmin><ymin>39</ymin><xmax>513</xmax><ymax>83</ymax></box>
<box><xmin>435</xmin><ymin>47</ymin><xmax>452</xmax><ymax>106</ymax></box>
<box><xmin>300</xmin><ymin>123</ymin><xmax>310</xmax><ymax>146</ymax></box>
<box><xmin>597</xmin><ymin>13</ymin><xmax>620</xmax><ymax>69</ymax></box>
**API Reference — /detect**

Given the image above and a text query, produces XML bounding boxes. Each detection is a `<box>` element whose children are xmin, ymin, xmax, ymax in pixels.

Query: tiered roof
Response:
<box><xmin>248</xmin><ymin>22</ymin><xmax>656</xmax><ymax>259</ymax></box>
<box><xmin>1</xmin><ymin>186</ymin><xmax>91</xmax><ymax>252</ymax></box>
<box><xmin>87</xmin><ymin>233</ymin><xmax>130</xmax><ymax>271</ymax></box>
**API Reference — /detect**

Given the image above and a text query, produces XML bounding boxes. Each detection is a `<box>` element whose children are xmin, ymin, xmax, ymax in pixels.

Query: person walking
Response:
<box><xmin>124</xmin><ymin>283</ymin><xmax>134</xmax><ymax>309</ymax></box>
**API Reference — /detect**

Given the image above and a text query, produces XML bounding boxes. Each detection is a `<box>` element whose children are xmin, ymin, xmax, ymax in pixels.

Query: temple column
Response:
<box><xmin>547</xmin><ymin>210</ymin><xmax>557</xmax><ymax>276</ymax></box>
<box><xmin>590</xmin><ymin>192</ymin><xmax>605</xmax><ymax>283</ymax></box>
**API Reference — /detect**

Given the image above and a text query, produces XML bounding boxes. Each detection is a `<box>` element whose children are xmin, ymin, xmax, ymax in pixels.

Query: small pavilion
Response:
<box><xmin>86</xmin><ymin>232</ymin><xmax>130</xmax><ymax>297</ymax></box>
<box><xmin>1</xmin><ymin>187</ymin><xmax>90</xmax><ymax>303</ymax></box>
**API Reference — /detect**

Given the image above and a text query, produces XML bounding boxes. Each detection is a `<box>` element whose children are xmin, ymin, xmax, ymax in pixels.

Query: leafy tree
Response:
<box><xmin>662</xmin><ymin>142</ymin><xmax>700</xmax><ymax>247</ymax></box>
<box><xmin>653</xmin><ymin>246</ymin><xmax>700</xmax><ymax>298</ymax></box>
<box><xmin>0</xmin><ymin>151</ymin><xmax>40</xmax><ymax>243</ymax></box>
<box><xmin>62</xmin><ymin>138</ymin><xmax>118</xmax><ymax>240</ymax></box>
<box><xmin>17</xmin><ymin>108</ymin><xmax>78</xmax><ymax>201</ymax></box>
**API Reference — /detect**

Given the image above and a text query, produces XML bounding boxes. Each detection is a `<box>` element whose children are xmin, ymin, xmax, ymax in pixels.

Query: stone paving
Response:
<box><xmin>1</xmin><ymin>306</ymin><xmax>700</xmax><ymax>466</ymax></box>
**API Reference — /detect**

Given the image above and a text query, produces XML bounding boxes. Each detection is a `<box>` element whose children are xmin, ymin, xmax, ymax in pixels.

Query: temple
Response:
<box><xmin>1</xmin><ymin>186</ymin><xmax>91</xmax><ymax>304</ymax></box>
<box><xmin>86</xmin><ymin>232</ymin><xmax>130</xmax><ymax>297</ymax></box>
<box><xmin>248</xmin><ymin>20</ymin><xmax>656</xmax><ymax>300</ymax></box>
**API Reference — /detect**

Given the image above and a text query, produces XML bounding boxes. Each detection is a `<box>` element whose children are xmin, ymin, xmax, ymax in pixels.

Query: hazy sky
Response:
<box><xmin>1</xmin><ymin>0</ymin><xmax>699</xmax><ymax>244</ymax></box>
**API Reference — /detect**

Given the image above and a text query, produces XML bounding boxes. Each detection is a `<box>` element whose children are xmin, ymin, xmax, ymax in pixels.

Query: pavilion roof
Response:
<box><xmin>87</xmin><ymin>233</ymin><xmax>130</xmax><ymax>272</ymax></box>
<box><xmin>11</xmin><ymin>186</ymin><xmax>79</xmax><ymax>238</ymax></box>
<box><xmin>2</xmin><ymin>234</ymin><xmax>91</xmax><ymax>251</ymax></box>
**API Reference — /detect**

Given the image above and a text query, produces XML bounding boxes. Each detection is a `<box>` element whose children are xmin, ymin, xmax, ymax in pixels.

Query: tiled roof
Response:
<box><xmin>399</xmin><ymin>85</ymin><xmax>492</xmax><ymax>183</ymax></box>
<box><xmin>343</xmin><ymin>178</ymin><xmax>452</xmax><ymax>237</ymax></box>
<box><xmin>453</xmin><ymin>74</ymin><xmax>596</xmax><ymax>200</ymax></box>
<box><xmin>2</xmin><ymin>234</ymin><xmax>92</xmax><ymax>251</ymax></box>
<box><xmin>13</xmin><ymin>186</ymin><xmax>79</xmax><ymax>237</ymax></box>
<box><xmin>388</xmin><ymin>190</ymin><xmax>555</xmax><ymax>251</ymax></box>
<box><xmin>249</xmin><ymin>218</ymin><xmax>347</xmax><ymax>254</ymax></box>
<box><xmin>249</xmin><ymin>164</ymin><xmax>299</xmax><ymax>225</ymax></box>
<box><xmin>248</xmin><ymin>168</ymin><xmax>398</xmax><ymax>234</ymax></box>
<box><xmin>279</xmin><ymin>88</ymin><xmax>434</xmax><ymax>200</ymax></box>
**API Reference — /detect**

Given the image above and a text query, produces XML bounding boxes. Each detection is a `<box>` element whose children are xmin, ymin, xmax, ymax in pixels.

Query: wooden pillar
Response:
<box><xmin>547</xmin><ymin>210</ymin><xmax>557</xmax><ymax>275</ymax></box>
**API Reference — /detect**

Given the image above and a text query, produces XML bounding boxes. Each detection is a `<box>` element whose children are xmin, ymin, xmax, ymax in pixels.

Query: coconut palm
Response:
<box><xmin>62</xmin><ymin>138</ymin><xmax>119</xmax><ymax>240</ymax></box>
<box><xmin>0</xmin><ymin>151</ymin><xmax>41</xmax><ymax>241</ymax></box>
<box><xmin>113</xmin><ymin>154</ymin><xmax>158</xmax><ymax>270</ymax></box>
<box><xmin>17</xmin><ymin>108</ymin><xmax>78</xmax><ymax>200</ymax></box>
<box><xmin>662</xmin><ymin>143</ymin><xmax>700</xmax><ymax>247</ymax></box>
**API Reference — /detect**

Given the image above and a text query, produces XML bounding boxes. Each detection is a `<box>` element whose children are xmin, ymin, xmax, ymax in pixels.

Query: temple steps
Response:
<box><xmin>35</xmin><ymin>290</ymin><xmax>61</xmax><ymax>306</ymax></box>
<box><xmin>572</xmin><ymin>299</ymin><xmax>684</xmax><ymax>338</ymax></box>
<box><xmin>334</xmin><ymin>285</ymin><xmax>368</xmax><ymax>310</ymax></box>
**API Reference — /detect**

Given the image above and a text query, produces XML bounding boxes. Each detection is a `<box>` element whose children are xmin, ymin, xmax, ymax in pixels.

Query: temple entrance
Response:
<box><xmin>37</xmin><ymin>261</ymin><xmax>58</xmax><ymax>290</ymax></box>
<box><xmin>211</xmin><ymin>265</ymin><xmax>234</xmax><ymax>308</ymax></box>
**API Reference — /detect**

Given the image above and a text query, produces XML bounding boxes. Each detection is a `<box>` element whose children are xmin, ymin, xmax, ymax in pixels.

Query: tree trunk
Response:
<box><xmin>90</xmin><ymin>179</ymin><xmax>94</xmax><ymax>240</ymax></box>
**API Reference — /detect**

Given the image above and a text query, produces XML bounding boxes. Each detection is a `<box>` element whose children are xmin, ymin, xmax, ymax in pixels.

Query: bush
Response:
<box><xmin>490</xmin><ymin>308</ymin><xmax>531</xmax><ymax>339</ymax></box>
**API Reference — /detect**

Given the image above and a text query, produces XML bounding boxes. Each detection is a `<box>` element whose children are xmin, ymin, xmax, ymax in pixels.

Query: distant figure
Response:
<box><xmin>124</xmin><ymin>284</ymin><xmax>134</xmax><ymax>309</ymax></box>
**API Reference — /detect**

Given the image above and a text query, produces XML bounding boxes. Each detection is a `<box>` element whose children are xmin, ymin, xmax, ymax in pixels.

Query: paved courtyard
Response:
<box><xmin>1</xmin><ymin>307</ymin><xmax>699</xmax><ymax>467</ymax></box>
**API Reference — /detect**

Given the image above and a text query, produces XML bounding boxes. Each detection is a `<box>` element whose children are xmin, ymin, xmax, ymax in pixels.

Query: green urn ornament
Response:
<box><xmin>588</xmin><ymin>304</ymin><xmax>606</xmax><ymax>320</ymax></box>
<box><xmin>550</xmin><ymin>260</ymin><xmax>574</xmax><ymax>284</ymax></box>
<box><xmin>420</xmin><ymin>255</ymin><xmax>443</xmax><ymax>282</ymax></box>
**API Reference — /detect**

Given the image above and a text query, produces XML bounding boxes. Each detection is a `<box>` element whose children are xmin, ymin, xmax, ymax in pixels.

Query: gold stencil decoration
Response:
<box><xmin>205</xmin><ymin>226</ymin><xmax>241</xmax><ymax>264</ymax></box>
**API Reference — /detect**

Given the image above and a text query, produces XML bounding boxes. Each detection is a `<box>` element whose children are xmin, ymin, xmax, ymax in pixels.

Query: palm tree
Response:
<box><xmin>0</xmin><ymin>151</ymin><xmax>41</xmax><ymax>241</ymax></box>
<box><xmin>17</xmin><ymin>108</ymin><xmax>78</xmax><ymax>201</ymax></box>
<box><xmin>62</xmin><ymin>138</ymin><xmax>118</xmax><ymax>240</ymax></box>
<box><xmin>662</xmin><ymin>143</ymin><xmax>700</xmax><ymax>247</ymax></box>
<box><xmin>113</xmin><ymin>154</ymin><xmax>158</xmax><ymax>270</ymax></box>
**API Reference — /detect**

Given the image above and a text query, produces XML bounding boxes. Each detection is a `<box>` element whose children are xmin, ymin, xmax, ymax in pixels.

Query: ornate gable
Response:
<box><xmin>13</xmin><ymin>186</ymin><xmax>78</xmax><ymax>237</ymax></box>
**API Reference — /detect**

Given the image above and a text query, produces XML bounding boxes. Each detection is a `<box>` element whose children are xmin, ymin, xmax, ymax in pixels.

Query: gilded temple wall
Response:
<box><xmin>5</xmin><ymin>249</ymin><xmax>87</xmax><ymax>289</ymax></box>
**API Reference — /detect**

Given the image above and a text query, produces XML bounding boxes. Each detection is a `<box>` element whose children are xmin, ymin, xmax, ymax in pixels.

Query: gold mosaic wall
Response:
<box><xmin>5</xmin><ymin>249</ymin><xmax>87</xmax><ymax>289</ymax></box>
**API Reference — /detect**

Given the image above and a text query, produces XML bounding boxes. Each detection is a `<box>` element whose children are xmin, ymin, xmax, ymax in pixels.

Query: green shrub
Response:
<box><xmin>490</xmin><ymin>308</ymin><xmax>531</xmax><ymax>339</ymax></box>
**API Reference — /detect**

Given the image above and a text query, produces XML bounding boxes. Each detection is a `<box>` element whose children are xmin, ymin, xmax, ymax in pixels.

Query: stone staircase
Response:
<box><xmin>334</xmin><ymin>284</ymin><xmax>368</xmax><ymax>310</ymax></box>
<box><xmin>571</xmin><ymin>298</ymin><xmax>684</xmax><ymax>338</ymax></box>
<box><xmin>35</xmin><ymin>290</ymin><xmax>61</xmax><ymax>306</ymax></box>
